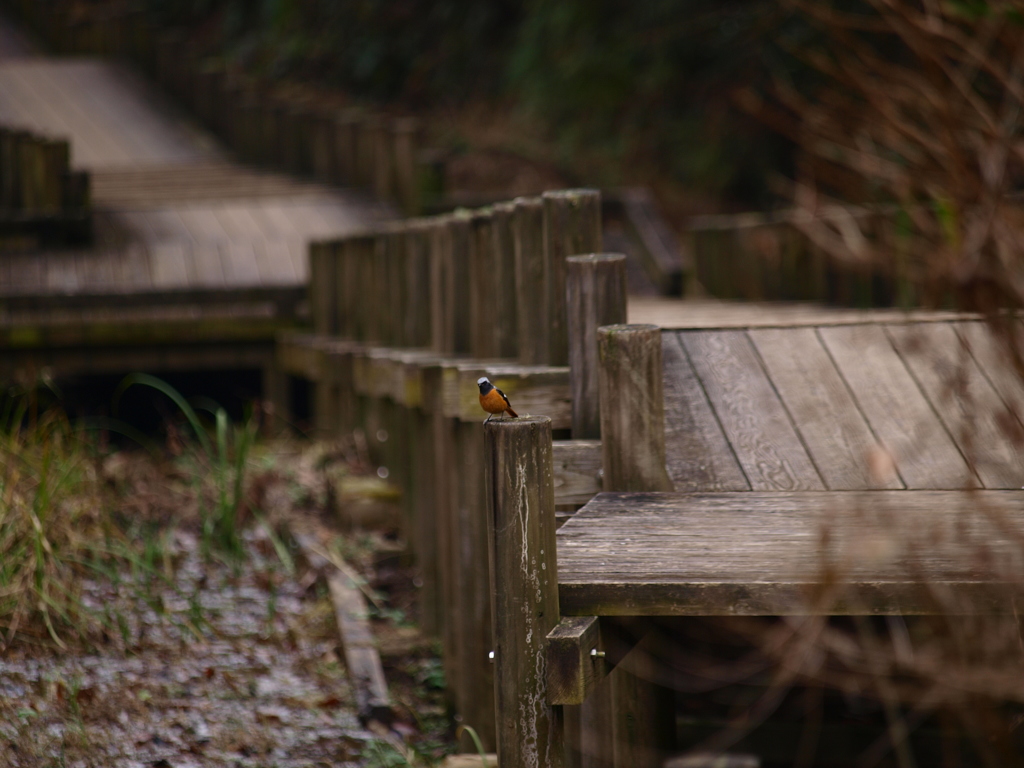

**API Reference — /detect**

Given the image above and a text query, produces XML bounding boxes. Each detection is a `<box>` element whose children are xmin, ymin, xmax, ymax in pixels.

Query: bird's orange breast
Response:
<box><xmin>479</xmin><ymin>388</ymin><xmax>509</xmax><ymax>414</ymax></box>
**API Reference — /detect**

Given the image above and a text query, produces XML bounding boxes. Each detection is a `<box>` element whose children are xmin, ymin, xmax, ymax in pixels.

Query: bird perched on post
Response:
<box><xmin>477</xmin><ymin>377</ymin><xmax>518</xmax><ymax>422</ymax></box>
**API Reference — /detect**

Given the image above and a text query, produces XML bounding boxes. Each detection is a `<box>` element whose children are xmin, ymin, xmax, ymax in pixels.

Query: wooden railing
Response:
<box><xmin>0</xmin><ymin>127</ymin><xmax>90</xmax><ymax>247</ymax></box>
<box><xmin>276</xmin><ymin>188</ymin><xmax>629</xmax><ymax>751</ymax></box>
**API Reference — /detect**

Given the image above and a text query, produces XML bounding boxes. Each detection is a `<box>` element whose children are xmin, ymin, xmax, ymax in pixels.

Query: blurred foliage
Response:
<box><xmin>136</xmin><ymin>0</ymin><xmax>829</xmax><ymax>205</ymax></box>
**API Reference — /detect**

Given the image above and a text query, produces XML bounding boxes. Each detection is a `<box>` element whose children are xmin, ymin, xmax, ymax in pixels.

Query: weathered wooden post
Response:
<box><xmin>597</xmin><ymin>324</ymin><xmax>673</xmax><ymax>492</ymax></box>
<box><xmin>469</xmin><ymin>208</ymin><xmax>497</xmax><ymax>358</ymax></box>
<box><xmin>594</xmin><ymin>324</ymin><xmax>674</xmax><ymax>768</ymax></box>
<box><xmin>543</xmin><ymin>190</ymin><xmax>603</xmax><ymax>366</ymax></box>
<box><xmin>492</xmin><ymin>200</ymin><xmax>520</xmax><ymax>360</ymax></box>
<box><xmin>513</xmin><ymin>196</ymin><xmax>549</xmax><ymax>365</ymax></box>
<box><xmin>392</xmin><ymin>117</ymin><xmax>420</xmax><ymax>215</ymax></box>
<box><xmin>567</xmin><ymin>254</ymin><xmax>627</xmax><ymax>439</ymax></box>
<box><xmin>484</xmin><ymin>416</ymin><xmax>563</xmax><ymax>768</ymax></box>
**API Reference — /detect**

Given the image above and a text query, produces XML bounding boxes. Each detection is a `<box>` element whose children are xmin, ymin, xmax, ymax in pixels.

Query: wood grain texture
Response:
<box><xmin>484</xmin><ymin>416</ymin><xmax>563</xmax><ymax>768</ymax></box>
<box><xmin>681</xmin><ymin>330</ymin><xmax>824</xmax><ymax>491</ymax></box>
<box><xmin>543</xmin><ymin>189</ymin><xmax>602</xmax><ymax>367</ymax></box>
<box><xmin>954</xmin><ymin>320</ymin><xmax>1024</xmax><ymax>453</ymax></box>
<box><xmin>598</xmin><ymin>324</ymin><xmax>673</xmax><ymax>492</ymax></box>
<box><xmin>513</xmin><ymin>197</ymin><xmax>548</xmax><ymax>365</ymax></box>
<box><xmin>749</xmin><ymin>327</ymin><xmax>902</xmax><ymax>490</ymax></box>
<box><xmin>553</xmin><ymin>439</ymin><xmax>603</xmax><ymax>507</ymax></box>
<box><xmin>661</xmin><ymin>332</ymin><xmax>749</xmax><ymax>492</ymax></box>
<box><xmin>819</xmin><ymin>324</ymin><xmax>975</xmax><ymax>489</ymax></box>
<box><xmin>557</xmin><ymin>490</ymin><xmax>1024</xmax><ymax>617</ymax></box>
<box><xmin>567</xmin><ymin>254</ymin><xmax>627</xmax><ymax>439</ymax></box>
<box><xmin>888</xmin><ymin>322</ymin><xmax>1024</xmax><ymax>489</ymax></box>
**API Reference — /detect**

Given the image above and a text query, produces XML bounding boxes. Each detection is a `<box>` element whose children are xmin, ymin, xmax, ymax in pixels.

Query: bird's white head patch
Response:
<box><xmin>477</xmin><ymin>377</ymin><xmax>490</xmax><ymax>386</ymax></box>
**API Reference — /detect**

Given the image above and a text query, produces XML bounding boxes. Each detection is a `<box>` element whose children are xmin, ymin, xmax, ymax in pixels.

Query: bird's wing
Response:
<box><xmin>496</xmin><ymin>387</ymin><xmax>512</xmax><ymax>409</ymax></box>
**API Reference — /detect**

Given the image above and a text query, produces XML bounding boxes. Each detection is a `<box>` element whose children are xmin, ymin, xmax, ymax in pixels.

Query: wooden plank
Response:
<box><xmin>887</xmin><ymin>322</ymin><xmax>1024</xmax><ymax>489</ymax></box>
<box><xmin>750</xmin><ymin>327</ymin><xmax>903</xmax><ymax>490</ymax></box>
<box><xmin>546</xmin><ymin>616</ymin><xmax>609</xmax><ymax>705</ymax></box>
<box><xmin>148</xmin><ymin>241</ymin><xmax>192</xmax><ymax>289</ymax></box>
<box><xmin>661</xmin><ymin>332</ymin><xmax>749</xmax><ymax>492</ymax></box>
<box><xmin>444</xmin><ymin>361</ymin><xmax>571</xmax><ymax>428</ymax></box>
<box><xmin>553</xmin><ymin>439</ymin><xmax>603</xmax><ymax>507</ymax></box>
<box><xmin>681</xmin><ymin>330</ymin><xmax>825</xmax><ymax>491</ymax></box>
<box><xmin>218</xmin><ymin>240</ymin><xmax>262</xmax><ymax>287</ymax></box>
<box><xmin>955</xmin><ymin>320</ymin><xmax>1024</xmax><ymax>437</ymax></box>
<box><xmin>557</xmin><ymin>490</ymin><xmax>1024</xmax><ymax>617</ymax></box>
<box><xmin>819</xmin><ymin>324</ymin><xmax>975</xmax><ymax>490</ymax></box>
<box><xmin>253</xmin><ymin>239</ymin><xmax>296</xmax><ymax>285</ymax></box>
<box><xmin>188</xmin><ymin>242</ymin><xmax>226</xmax><ymax>289</ymax></box>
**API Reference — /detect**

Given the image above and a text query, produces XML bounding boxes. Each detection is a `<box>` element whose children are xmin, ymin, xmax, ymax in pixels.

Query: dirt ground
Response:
<box><xmin>0</xmin><ymin>440</ymin><xmax>454</xmax><ymax>768</ymax></box>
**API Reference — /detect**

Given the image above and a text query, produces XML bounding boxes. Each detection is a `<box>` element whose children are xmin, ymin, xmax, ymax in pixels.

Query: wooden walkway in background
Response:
<box><xmin>0</xmin><ymin>43</ymin><xmax>390</xmax><ymax>373</ymax></box>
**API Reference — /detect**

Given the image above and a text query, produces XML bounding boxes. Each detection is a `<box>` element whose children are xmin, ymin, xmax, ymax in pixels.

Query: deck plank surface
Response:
<box><xmin>680</xmin><ymin>330</ymin><xmax>825</xmax><ymax>491</ymax></box>
<box><xmin>749</xmin><ymin>327</ymin><xmax>903</xmax><ymax>490</ymax></box>
<box><xmin>557</xmin><ymin>490</ymin><xmax>1024</xmax><ymax>616</ymax></box>
<box><xmin>887</xmin><ymin>322</ymin><xmax>1024</xmax><ymax>489</ymax></box>
<box><xmin>818</xmin><ymin>324</ymin><xmax>976</xmax><ymax>489</ymax></box>
<box><xmin>661</xmin><ymin>332</ymin><xmax>749</xmax><ymax>491</ymax></box>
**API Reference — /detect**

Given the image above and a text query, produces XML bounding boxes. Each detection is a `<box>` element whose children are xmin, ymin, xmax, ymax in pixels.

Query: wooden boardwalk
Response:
<box><xmin>0</xmin><ymin>41</ymin><xmax>389</xmax><ymax>376</ymax></box>
<box><xmin>558</xmin><ymin>317</ymin><xmax>1024</xmax><ymax>615</ymax></box>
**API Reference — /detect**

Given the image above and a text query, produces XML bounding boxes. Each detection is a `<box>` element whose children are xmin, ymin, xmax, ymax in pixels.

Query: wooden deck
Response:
<box><xmin>0</xmin><ymin>45</ymin><xmax>389</xmax><ymax>376</ymax></box>
<box><xmin>558</xmin><ymin>490</ymin><xmax>1024</xmax><ymax>616</ymax></box>
<box><xmin>559</xmin><ymin>318</ymin><xmax>1024</xmax><ymax>616</ymax></box>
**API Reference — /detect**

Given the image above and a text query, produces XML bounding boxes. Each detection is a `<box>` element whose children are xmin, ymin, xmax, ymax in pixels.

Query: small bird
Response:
<box><xmin>478</xmin><ymin>377</ymin><xmax>518</xmax><ymax>422</ymax></box>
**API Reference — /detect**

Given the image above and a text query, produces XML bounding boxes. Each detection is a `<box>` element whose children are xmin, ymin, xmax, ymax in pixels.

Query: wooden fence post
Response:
<box><xmin>597</xmin><ymin>324</ymin><xmax>673</xmax><ymax>492</ymax></box>
<box><xmin>595</xmin><ymin>325</ymin><xmax>674</xmax><ymax>768</ymax></box>
<box><xmin>392</xmin><ymin>117</ymin><xmax>420</xmax><ymax>215</ymax></box>
<box><xmin>469</xmin><ymin>208</ymin><xmax>497</xmax><ymax>358</ymax></box>
<box><xmin>567</xmin><ymin>254</ymin><xmax>627</xmax><ymax>440</ymax></box>
<box><xmin>492</xmin><ymin>201</ymin><xmax>520</xmax><ymax>360</ymax></box>
<box><xmin>484</xmin><ymin>416</ymin><xmax>563</xmax><ymax>768</ymax></box>
<box><xmin>513</xmin><ymin>196</ymin><xmax>549</xmax><ymax>365</ymax></box>
<box><xmin>543</xmin><ymin>190</ymin><xmax>603</xmax><ymax>366</ymax></box>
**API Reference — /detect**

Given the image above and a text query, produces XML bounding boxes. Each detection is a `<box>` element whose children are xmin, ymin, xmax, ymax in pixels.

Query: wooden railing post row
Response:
<box><xmin>484</xmin><ymin>415</ymin><xmax>563</xmax><ymax>768</ymax></box>
<box><xmin>567</xmin><ymin>254</ymin><xmax>628</xmax><ymax>439</ymax></box>
<box><xmin>594</xmin><ymin>323</ymin><xmax>674</xmax><ymax>768</ymax></box>
<box><xmin>543</xmin><ymin>190</ymin><xmax>603</xmax><ymax>366</ymax></box>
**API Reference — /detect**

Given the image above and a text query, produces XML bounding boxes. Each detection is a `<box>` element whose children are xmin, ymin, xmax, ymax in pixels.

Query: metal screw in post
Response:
<box><xmin>590</xmin><ymin>648</ymin><xmax>605</xmax><ymax>658</ymax></box>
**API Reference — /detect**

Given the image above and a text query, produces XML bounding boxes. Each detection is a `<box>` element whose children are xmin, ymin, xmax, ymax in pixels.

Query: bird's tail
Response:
<box><xmin>506</xmin><ymin>406</ymin><xmax>519</xmax><ymax>418</ymax></box>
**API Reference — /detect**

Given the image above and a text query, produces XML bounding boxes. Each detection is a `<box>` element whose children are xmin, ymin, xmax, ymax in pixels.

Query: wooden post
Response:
<box><xmin>597</xmin><ymin>324</ymin><xmax>673</xmax><ymax>492</ymax></box>
<box><xmin>484</xmin><ymin>416</ymin><xmax>563</xmax><ymax>768</ymax></box>
<box><xmin>492</xmin><ymin>201</ymin><xmax>519</xmax><ymax>360</ymax></box>
<box><xmin>423</xmin><ymin>362</ymin><xmax>459</xmax><ymax>707</ymax></box>
<box><xmin>543</xmin><ymin>190</ymin><xmax>603</xmax><ymax>366</ymax></box>
<box><xmin>429</xmin><ymin>215</ymin><xmax>455</xmax><ymax>353</ymax></box>
<box><xmin>595</xmin><ymin>328</ymin><xmax>674</xmax><ymax>768</ymax></box>
<box><xmin>469</xmin><ymin>209</ymin><xmax>497</xmax><ymax>358</ymax></box>
<box><xmin>513</xmin><ymin>196</ymin><xmax>549</xmax><ymax>365</ymax></box>
<box><xmin>404</xmin><ymin>220</ymin><xmax>433</xmax><ymax>347</ymax></box>
<box><xmin>449</xmin><ymin>211</ymin><xmax>473</xmax><ymax>355</ymax></box>
<box><xmin>455</xmin><ymin>420</ymin><xmax>496</xmax><ymax>750</ymax></box>
<box><xmin>310</xmin><ymin>241</ymin><xmax>336</xmax><ymax>336</ymax></box>
<box><xmin>567</xmin><ymin>254</ymin><xmax>627</xmax><ymax>440</ymax></box>
<box><xmin>393</xmin><ymin>117</ymin><xmax>420</xmax><ymax>215</ymax></box>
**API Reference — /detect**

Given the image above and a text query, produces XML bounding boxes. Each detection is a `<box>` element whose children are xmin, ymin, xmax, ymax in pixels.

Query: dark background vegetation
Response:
<box><xmin>140</xmin><ymin>0</ymin><xmax>812</xmax><ymax>210</ymax></box>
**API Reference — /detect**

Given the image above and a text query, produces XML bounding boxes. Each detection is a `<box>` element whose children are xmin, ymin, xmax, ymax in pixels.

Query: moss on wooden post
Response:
<box><xmin>598</xmin><ymin>324</ymin><xmax>673</xmax><ymax>492</ymax></box>
<box><xmin>567</xmin><ymin>254</ymin><xmax>627</xmax><ymax>440</ymax></box>
<box><xmin>484</xmin><ymin>416</ymin><xmax>563</xmax><ymax>768</ymax></box>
